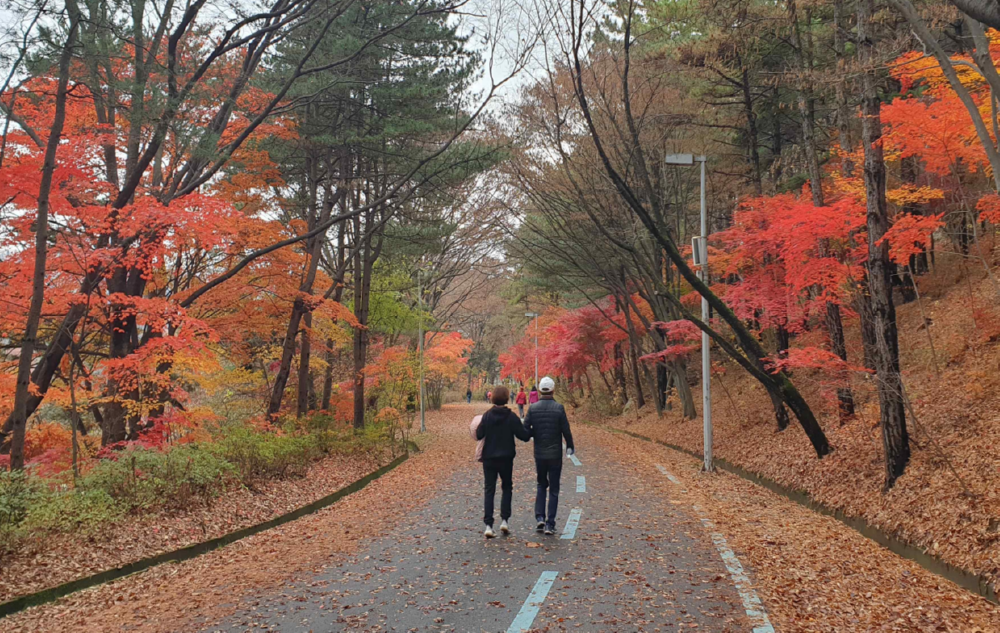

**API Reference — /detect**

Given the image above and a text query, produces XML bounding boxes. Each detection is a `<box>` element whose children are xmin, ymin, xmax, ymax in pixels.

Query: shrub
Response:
<box><xmin>23</xmin><ymin>488</ymin><xmax>120</xmax><ymax>534</ymax></box>
<box><xmin>0</xmin><ymin>470</ymin><xmax>37</xmax><ymax>552</ymax></box>
<box><xmin>208</xmin><ymin>426</ymin><xmax>318</xmax><ymax>484</ymax></box>
<box><xmin>81</xmin><ymin>446</ymin><xmax>234</xmax><ymax>511</ymax></box>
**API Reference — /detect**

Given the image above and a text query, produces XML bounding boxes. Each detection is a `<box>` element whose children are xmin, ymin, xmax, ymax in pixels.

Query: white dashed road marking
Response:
<box><xmin>561</xmin><ymin>508</ymin><xmax>582</xmax><ymax>539</ymax></box>
<box><xmin>692</xmin><ymin>505</ymin><xmax>775</xmax><ymax>633</ymax></box>
<box><xmin>568</xmin><ymin>453</ymin><xmax>582</xmax><ymax>467</ymax></box>
<box><xmin>507</xmin><ymin>571</ymin><xmax>559</xmax><ymax>633</ymax></box>
<box><xmin>576</xmin><ymin>475</ymin><xmax>586</xmax><ymax>493</ymax></box>
<box><xmin>655</xmin><ymin>463</ymin><xmax>686</xmax><ymax>491</ymax></box>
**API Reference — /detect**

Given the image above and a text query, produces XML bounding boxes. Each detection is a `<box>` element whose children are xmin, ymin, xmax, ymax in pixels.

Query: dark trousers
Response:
<box><xmin>518</xmin><ymin>404</ymin><xmax>525</xmax><ymax>418</ymax></box>
<box><xmin>483</xmin><ymin>458</ymin><xmax>514</xmax><ymax>526</ymax></box>
<box><xmin>534</xmin><ymin>458</ymin><xmax>562</xmax><ymax>528</ymax></box>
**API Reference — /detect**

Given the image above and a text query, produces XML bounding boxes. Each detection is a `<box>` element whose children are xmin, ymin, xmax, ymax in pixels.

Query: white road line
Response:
<box><xmin>655</xmin><ymin>463</ymin><xmax>687</xmax><ymax>492</ymax></box>
<box><xmin>692</xmin><ymin>508</ymin><xmax>774</xmax><ymax>633</ymax></box>
<box><xmin>576</xmin><ymin>475</ymin><xmax>586</xmax><ymax>493</ymax></box>
<box><xmin>507</xmin><ymin>571</ymin><xmax>559</xmax><ymax>633</ymax></box>
<box><xmin>654</xmin><ymin>463</ymin><xmax>681</xmax><ymax>484</ymax></box>
<box><xmin>561</xmin><ymin>508</ymin><xmax>582</xmax><ymax>539</ymax></box>
<box><xmin>568</xmin><ymin>453</ymin><xmax>582</xmax><ymax>467</ymax></box>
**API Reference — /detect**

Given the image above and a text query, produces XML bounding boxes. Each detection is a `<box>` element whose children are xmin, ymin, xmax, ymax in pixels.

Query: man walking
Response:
<box><xmin>523</xmin><ymin>376</ymin><xmax>575</xmax><ymax>535</ymax></box>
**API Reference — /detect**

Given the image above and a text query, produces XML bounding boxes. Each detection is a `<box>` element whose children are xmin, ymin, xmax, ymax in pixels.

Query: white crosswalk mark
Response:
<box><xmin>576</xmin><ymin>475</ymin><xmax>586</xmax><ymax>493</ymax></box>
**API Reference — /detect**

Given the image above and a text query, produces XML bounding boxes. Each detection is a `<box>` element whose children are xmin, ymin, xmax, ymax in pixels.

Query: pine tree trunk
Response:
<box><xmin>860</xmin><ymin>0</ymin><xmax>910</xmax><ymax>489</ymax></box>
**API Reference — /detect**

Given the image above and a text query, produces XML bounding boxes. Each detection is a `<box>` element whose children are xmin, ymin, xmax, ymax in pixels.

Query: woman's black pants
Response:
<box><xmin>482</xmin><ymin>457</ymin><xmax>514</xmax><ymax>526</ymax></box>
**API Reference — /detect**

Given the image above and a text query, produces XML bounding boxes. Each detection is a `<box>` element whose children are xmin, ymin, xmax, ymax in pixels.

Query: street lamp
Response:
<box><xmin>664</xmin><ymin>153</ymin><xmax>712</xmax><ymax>473</ymax></box>
<box><xmin>525</xmin><ymin>311</ymin><xmax>540</xmax><ymax>387</ymax></box>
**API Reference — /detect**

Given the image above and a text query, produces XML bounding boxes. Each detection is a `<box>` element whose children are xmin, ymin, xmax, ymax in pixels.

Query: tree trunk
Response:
<box><xmin>860</xmin><ymin>0</ymin><xmax>910</xmax><ymax>489</ymax></box>
<box><xmin>8</xmin><ymin>4</ymin><xmax>79</xmax><ymax>469</ymax></box>
<box><xmin>674</xmin><ymin>359</ymin><xmax>696</xmax><ymax>419</ymax></box>
<box><xmin>353</xmin><ymin>220</ymin><xmax>375</xmax><ymax>430</ymax></box>
<box><xmin>741</xmin><ymin>67</ymin><xmax>763</xmax><ymax>196</ymax></box>
<box><xmin>297</xmin><ymin>311</ymin><xmax>312</xmax><ymax>418</ymax></box>
<box><xmin>790</xmin><ymin>0</ymin><xmax>824</xmax><ymax>206</ymax></box>
<box><xmin>826</xmin><ymin>301</ymin><xmax>855</xmax><ymax>419</ymax></box>
<box><xmin>268</xmin><ymin>299</ymin><xmax>306</xmax><ymax>417</ymax></box>
<box><xmin>321</xmin><ymin>338</ymin><xmax>335</xmax><ymax>411</ymax></box>
<box><xmin>267</xmin><ymin>159</ymin><xmax>327</xmax><ymax>417</ymax></box>
<box><xmin>833</xmin><ymin>0</ymin><xmax>854</xmax><ymax>177</ymax></box>
<box><xmin>656</xmin><ymin>363</ymin><xmax>668</xmax><ymax>409</ymax></box>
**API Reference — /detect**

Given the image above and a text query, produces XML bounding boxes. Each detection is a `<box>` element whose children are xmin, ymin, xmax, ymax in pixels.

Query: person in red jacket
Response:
<box><xmin>528</xmin><ymin>385</ymin><xmax>539</xmax><ymax>406</ymax></box>
<box><xmin>515</xmin><ymin>386</ymin><xmax>528</xmax><ymax>418</ymax></box>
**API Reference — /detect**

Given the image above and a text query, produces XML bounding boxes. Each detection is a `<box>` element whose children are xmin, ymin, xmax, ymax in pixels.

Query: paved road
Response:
<box><xmin>209</xmin><ymin>418</ymin><xmax>752</xmax><ymax>632</ymax></box>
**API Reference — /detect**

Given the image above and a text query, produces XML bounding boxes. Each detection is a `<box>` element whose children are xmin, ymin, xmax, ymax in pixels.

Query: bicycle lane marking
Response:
<box><xmin>507</xmin><ymin>571</ymin><xmax>559</xmax><ymax>633</ymax></box>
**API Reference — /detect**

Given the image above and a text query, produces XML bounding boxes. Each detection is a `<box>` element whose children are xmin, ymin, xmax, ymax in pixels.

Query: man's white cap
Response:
<box><xmin>539</xmin><ymin>376</ymin><xmax>555</xmax><ymax>393</ymax></box>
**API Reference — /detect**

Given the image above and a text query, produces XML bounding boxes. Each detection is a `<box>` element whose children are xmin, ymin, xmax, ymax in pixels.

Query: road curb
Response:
<box><xmin>586</xmin><ymin>421</ymin><xmax>998</xmax><ymax>605</ymax></box>
<box><xmin>0</xmin><ymin>452</ymin><xmax>410</xmax><ymax>619</ymax></box>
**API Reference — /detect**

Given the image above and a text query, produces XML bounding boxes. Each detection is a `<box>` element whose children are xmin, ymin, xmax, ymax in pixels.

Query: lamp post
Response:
<box><xmin>664</xmin><ymin>153</ymin><xmax>712</xmax><ymax>473</ymax></box>
<box><xmin>525</xmin><ymin>311</ymin><xmax>540</xmax><ymax>386</ymax></box>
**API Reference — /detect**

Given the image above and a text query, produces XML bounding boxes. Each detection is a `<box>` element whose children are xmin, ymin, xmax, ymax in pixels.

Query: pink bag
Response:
<box><xmin>470</xmin><ymin>415</ymin><xmax>484</xmax><ymax>462</ymax></box>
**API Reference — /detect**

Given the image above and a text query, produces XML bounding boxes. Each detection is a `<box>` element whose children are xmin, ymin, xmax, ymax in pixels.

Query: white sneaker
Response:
<box><xmin>500</xmin><ymin>520</ymin><xmax>510</xmax><ymax>535</ymax></box>
<box><xmin>484</xmin><ymin>525</ymin><xmax>496</xmax><ymax>538</ymax></box>
<box><xmin>536</xmin><ymin>521</ymin><xmax>545</xmax><ymax>532</ymax></box>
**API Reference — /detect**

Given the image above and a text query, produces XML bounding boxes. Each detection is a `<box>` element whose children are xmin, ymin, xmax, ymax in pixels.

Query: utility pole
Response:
<box><xmin>664</xmin><ymin>154</ymin><xmax>712</xmax><ymax>472</ymax></box>
<box><xmin>418</xmin><ymin>269</ymin><xmax>426</xmax><ymax>433</ymax></box>
<box><xmin>525</xmin><ymin>311</ymin><xmax>540</xmax><ymax>386</ymax></box>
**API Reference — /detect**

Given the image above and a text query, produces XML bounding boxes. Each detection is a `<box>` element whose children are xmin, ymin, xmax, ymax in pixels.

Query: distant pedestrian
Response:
<box><xmin>528</xmin><ymin>385</ymin><xmax>539</xmax><ymax>406</ymax></box>
<box><xmin>515</xmin><ymin>386</ymin><xmax>528</xmax><ymax>418</ymax></box>
<box><xmin>486</xmin><ymin>390</ymin><xmax>492</xmax><ymax>403</ymax></box>
<box><xmin>475</xmin><ymin>386</ymin><xmax>531</xmax><ymax>538</ymax></box>
<box><xmin>466</xmin><ymin>388</ymin><xmax>472</xmax><ymax>404</ymax></box>
<box><xmin>523</xmin><ymin>376</ymin><xmax>574</xmax><ymax>535</ymax></box>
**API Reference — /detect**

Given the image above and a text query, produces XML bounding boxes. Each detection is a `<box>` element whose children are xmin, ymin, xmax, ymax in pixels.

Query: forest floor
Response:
<box><xmin>2</xmin><ymin>402</ymin><xmax>998</xmax><ymax>631</ymax></box>
<box><xmin>594</xmin><ymin>261</ymin><xmax>1000</xmax><ymax>598</ymax></box>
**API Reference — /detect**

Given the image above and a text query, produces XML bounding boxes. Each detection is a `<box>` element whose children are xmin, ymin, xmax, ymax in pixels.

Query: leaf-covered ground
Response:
<box><xmin>0</xmin><ymin>450</ymin><xmax>383</xmax><ymax>604</ymax></box>
<box><xmin>594</xmin><ymin>425</ymin><xmax>1000</xmax><ymax>631</ymax></box>
<box><xmin>598</xmin><ymin>268</ymin><xmax>1000</xmax><ymax>597</ymax></box>
<box><xmin>3</xmin><ymin>402</ymin><xmax>998</xmax><ymax>632</ymax></box>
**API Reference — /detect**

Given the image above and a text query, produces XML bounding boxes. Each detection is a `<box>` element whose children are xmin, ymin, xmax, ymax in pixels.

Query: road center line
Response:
<box><xmin>568</xmin><ymin>453</ymin><xmax>582</xmax><ymax>467</ymax></box>
<box><xmin>507</xmin><ymin>570</ymin><xmax>559</xmax><ymax>633</ymax></box>
<box><xmin>692</xmin><ymin>506</ymin><xmax>775</xmax><ymax>633</ymax></box>
<box><xmin>576</xmin><ymin>475</ymin><xmax>586</xmax><ymax>493</ymax></box>
<box><xmin>561</xmin><ymin>508</ymin><xmax>582</xmax><ymax>539</ymax></box>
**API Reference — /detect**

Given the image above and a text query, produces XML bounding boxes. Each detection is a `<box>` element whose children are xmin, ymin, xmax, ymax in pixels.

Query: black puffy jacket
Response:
<box><xmin>523</xmin><ymin>397</ymin><xmax>574</xmax><ymax>460</ymax></box>
<box><xmin>476</xmin><ymin>406</ymin><xmax>531</xmax><ymax>460</ymax></box>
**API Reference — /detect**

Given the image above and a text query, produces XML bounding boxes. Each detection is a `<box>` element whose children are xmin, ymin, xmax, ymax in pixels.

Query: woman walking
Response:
<box><xmin>515</xmin><ymin>386</ymin><xmax>528</xmax><ymax>418</ymax></box>
<box><xmin>475</xmin><ymin>386</ymin><xmax>531</xmax><ymax>538</ymax></box>
<box><xmin>528</xmin><ymin>385</ymin><xmax>539</xmax><ymax>407</ymax></box>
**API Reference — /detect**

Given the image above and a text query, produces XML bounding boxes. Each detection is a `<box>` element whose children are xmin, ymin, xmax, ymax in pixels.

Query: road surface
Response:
<box><xmin>208</xmin><ymin>404</ymin><xmax>760</xmax><ymax>632</ymax></box>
